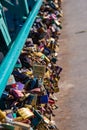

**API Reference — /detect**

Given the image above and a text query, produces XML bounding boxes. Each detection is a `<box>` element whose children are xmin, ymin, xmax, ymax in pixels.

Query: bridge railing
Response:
<box><xmin>0</xmin><ymin>0</ymin><xmax>43</xmax><ymax>97</ymax></box>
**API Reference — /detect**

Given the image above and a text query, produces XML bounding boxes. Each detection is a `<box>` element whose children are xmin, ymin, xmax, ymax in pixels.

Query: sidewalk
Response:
<box><xmin>55</xmin><ymin>0</ymin><xmax>87</xmax><ymax>130</ymax></box>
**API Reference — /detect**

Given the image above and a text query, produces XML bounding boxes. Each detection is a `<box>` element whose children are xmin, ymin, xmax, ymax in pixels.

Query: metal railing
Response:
<box><xmin>0</xmin><ymin>0</ymin><xmax>43</xmax><ymax>97</ymax></box>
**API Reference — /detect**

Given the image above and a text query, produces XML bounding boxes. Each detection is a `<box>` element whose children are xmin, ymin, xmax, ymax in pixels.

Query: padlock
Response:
<box><xmin>17</xmin><ymin>107</ymin><xmax>34</xmax><ymax>119</ymax></box>
<box><xmin>7</xmin><ymin>75</ymin><xmax>16</xmax><ymax>88</ymax></box>
<box><xmin>11</xmin><ymin>89</ymin><xmax>24</xmax><ymax>98</ymax></box>
<box><xmin>16</xmin><ymin>82</ymin><xmax>24</xmax><ymax>91</ymax></box>
<box><xmin>24</xmin><ymin>78</ymin><xmax>38</xmax><ymax>91</ymax></box>
<box><xmin>31</xmin><ymin>110</ymin><xmax>43</xmax><ymax>128</ymax></box>
<box><xmin>26</xmin><ymin>94</ymin><xmax>37</xmax><ymax>107</ymax></box>
<box><xmin>0</xmin><ymin>110</ymin><xmax>6</xmax><ymax>121</ymax></box>
<box><xmin>38</xmin><ymin>94</ymin><xmax>48</xmax><ymax>104</ymax></box>
<box><xmin>1</xmin><ymin>91</ymin><xmax>9</xmax><ymax>99</ymax></box>
<box><xmin>13</xmin><ymin>70</ymin><xmax>29</xmax><ymax>84</ymax></box>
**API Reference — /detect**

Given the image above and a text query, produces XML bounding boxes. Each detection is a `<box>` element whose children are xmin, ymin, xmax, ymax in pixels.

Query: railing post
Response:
<box><xmin>18</xmin><ymin>0</ymin><xmax>29</xmax><ymax>17</ymax></box>
<box><xmin>0</xmin><ymin>3</ymin><xmax>11</xmax><ymax>55</ymax></box>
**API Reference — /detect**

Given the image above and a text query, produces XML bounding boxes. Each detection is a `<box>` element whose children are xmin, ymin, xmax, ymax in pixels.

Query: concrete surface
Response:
<box><xmin>55</xmin><ymin>0</ymin><xmax>87</xmax><ymax>130</ymax></box>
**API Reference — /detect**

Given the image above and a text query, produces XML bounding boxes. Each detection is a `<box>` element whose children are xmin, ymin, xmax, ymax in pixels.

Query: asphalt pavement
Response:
<box><xmin>55</xmin><ymin>0</ymin><xmax>87</xmax><ymax>130</ymax></box>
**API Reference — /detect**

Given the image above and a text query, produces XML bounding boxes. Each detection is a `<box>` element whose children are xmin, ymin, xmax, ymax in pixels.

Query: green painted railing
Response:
<box><xmin>0</xmin><ymin>0</ymin><xmax>43</xmax><ymax>97</ymax></box>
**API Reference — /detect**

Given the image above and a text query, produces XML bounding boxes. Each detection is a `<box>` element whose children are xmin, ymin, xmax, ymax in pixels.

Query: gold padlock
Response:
<box><xmin>17</xmin><ymin>108</ymin><xmax>34</xmax><ymax>119</ymax></box>
<box><xmin>0</xmin><ymin>110</ymin><xmax>6</xmax><ymax>121</ymax></box>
